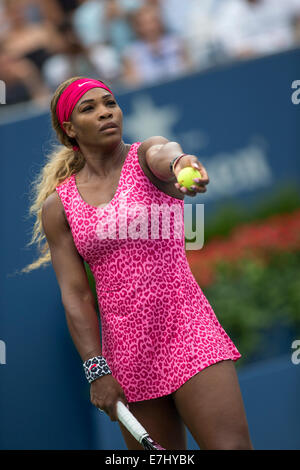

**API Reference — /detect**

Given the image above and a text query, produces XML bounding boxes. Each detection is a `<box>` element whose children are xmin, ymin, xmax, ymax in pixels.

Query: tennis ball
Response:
<box><xmin>177</xmin><ymin>167</ymin><xmax>202</xmax><ymax>190</ymax></box>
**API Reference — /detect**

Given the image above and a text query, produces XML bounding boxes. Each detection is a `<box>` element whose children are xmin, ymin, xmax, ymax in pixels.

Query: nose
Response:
<box><xmin>97</xmin><ymin>107</ymin><xmax>113</xmax><ymax>121</ymax></box>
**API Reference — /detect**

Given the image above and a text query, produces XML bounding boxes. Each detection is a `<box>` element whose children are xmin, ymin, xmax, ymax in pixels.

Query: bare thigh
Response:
<box><xmin>118</xmin><ymin>394</ymin><xmax>187</xmax><ymax>450</ymax></box>
<box><xmin>172</xmin><ymin>360</ymin><xmax>254</xmax><ymax>450</ymax></box>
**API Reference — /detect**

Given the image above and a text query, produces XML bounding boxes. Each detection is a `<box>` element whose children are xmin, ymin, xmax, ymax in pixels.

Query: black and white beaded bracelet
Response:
<box><xmin>83</xmin><ymin>356</ymin><xmax>112</xmax><ymax>384</ymax></box>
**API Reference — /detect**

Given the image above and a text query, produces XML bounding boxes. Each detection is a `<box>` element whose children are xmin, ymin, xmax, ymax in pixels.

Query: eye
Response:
<box><xmin>82</xmin><ymin>101</ymin><xmax>116</xmax><ymax>112</ymax></box>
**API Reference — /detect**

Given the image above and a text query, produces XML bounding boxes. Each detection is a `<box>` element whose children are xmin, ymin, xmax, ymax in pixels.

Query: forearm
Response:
<box><xmin>63</xmin><ymin>295</ymin><xmax>102</xmax><ymax>362</ymax></box>
<box><xmin>146</xmin><ymin>141</ymin><xmax>184</xmax><ymax>182</ymax></box>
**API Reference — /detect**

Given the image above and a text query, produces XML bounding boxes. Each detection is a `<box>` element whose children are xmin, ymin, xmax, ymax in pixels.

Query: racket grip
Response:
<box><xmin>116</xmin><ymin>401</ymin><xmax>148</xmax><ymax>444</ymax></box>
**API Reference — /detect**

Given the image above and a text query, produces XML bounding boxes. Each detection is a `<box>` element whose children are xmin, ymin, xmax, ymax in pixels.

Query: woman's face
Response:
<box><xmin>63</xmin><ymin>87</ymin><xmax>123</xmax><ymax>148</ymax></box>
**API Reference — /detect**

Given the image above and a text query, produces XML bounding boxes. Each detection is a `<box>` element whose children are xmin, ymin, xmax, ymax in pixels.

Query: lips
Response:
<box><xmin>99</xmin><ymin>122</ymin><xmax>118</xmax><ymax>132</ymax></box>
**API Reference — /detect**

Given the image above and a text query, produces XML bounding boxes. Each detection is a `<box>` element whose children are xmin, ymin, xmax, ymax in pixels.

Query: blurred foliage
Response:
<box><xmin>188</xmin><ymin>201</ymin><xmax>300</xmax><ymax>368</ymax></box>
<box><xmin>203</xmin><ymin>183</ymin><xmax>300</xmax><ymax>243</ymax></box>
<box><xmin>203</xmin><ymin>251</ymin><xmax>300</xmax><ymax>368</ymax></box>
<box><xmin>187</xmin><ymin>207</ymin><xmax>300</xmax><ymax>286</ymax></box>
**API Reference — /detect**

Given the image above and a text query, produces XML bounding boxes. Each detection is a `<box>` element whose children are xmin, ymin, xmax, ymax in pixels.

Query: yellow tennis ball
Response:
<box><xmin>177</xmin><ymin>167</ymin><xmax>202</xmax><ymax>190</ymax></box>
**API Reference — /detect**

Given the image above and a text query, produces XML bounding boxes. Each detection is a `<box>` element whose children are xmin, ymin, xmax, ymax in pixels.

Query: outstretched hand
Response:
<box><xmin>173</xmin><ymin>155</ymin><xmax>209</xmax><ymax>197</ymax></box>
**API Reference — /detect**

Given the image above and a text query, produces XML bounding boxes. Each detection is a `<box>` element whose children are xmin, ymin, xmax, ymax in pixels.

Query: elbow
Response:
<box><xmin>61</xmin><ymin>290</ymin><xmax>96</xmax><ymax>311</ymax></box>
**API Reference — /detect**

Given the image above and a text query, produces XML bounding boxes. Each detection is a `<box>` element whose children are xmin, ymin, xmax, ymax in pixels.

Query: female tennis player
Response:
<box><xmin>24</xmin><ymin>76</ymin><xmax>254</xmax><ymax>450</ymax></box>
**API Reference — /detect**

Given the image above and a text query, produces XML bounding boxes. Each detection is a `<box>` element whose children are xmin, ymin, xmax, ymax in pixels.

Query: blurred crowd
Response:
<box><xmin>1</xmin><ymin>0</ymin><xmax>300</xmax><ymax>107</ymax></box>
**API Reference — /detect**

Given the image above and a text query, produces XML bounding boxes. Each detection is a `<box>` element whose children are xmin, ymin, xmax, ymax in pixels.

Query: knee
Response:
<box><xmin>211</xmin><ymin>436</ymin><xmax>254</xmax><ymax>450</ymax></box>
<box><xmin>203</xmin><ymin>429</ymin><xmax>254</xmax><ymax>450</ymax></box>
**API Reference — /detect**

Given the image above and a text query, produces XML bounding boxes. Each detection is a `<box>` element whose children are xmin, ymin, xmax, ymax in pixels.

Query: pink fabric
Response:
<box><xmin>56</xmin><ymin>142</ymin><xmax>241</xmax><ymax>403</ymax></box>
<box><xmin>56</xmin><ymin>78</ymin><xmax>114</xmax><ymax>135</ymax></box>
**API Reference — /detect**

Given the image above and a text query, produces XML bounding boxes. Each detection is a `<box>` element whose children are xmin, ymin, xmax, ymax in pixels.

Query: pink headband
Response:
<box><xmin>56</xmin><ymin>78</ymin><xmax>114</xmax><ymax>150</ymax></box>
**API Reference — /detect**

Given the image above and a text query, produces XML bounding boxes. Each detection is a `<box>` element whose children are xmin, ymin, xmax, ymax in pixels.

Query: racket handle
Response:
<box><xmin>116</xmin><ymin>401</ymin><xmax>148</xmax><ymax>444</ymax></box>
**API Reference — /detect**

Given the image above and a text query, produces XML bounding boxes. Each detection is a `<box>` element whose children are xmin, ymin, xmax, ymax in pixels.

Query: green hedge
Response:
<box><xmin>203</xmin><ymin>251</ymin><xmax>300</xmax><ymax>368</ymax></box>
<box><xmin>204</xmin><ymin>184</ymin><xmax>300</xmax><ymax>243</ymax></box>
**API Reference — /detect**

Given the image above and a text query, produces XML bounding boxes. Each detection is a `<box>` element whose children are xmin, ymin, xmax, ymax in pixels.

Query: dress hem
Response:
<box><xmin>126</xmin><ymin>353</ymin><xmax>242</xmax><ymax>403</ymax></box>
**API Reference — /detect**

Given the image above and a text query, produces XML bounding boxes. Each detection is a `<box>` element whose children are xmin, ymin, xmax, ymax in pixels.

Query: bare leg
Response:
<box><xmin>118</xmin><ymin>394</ymin><xmax>187</xmax><ymax>450</ymax></box>
<box><xmin>171</xmin><ymin>359</ymin><xmax>254</xmax><ymax>450</ymax></box>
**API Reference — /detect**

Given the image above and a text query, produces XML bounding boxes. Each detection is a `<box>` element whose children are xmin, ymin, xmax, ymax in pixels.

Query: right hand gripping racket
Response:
<box><xmin>116</xmin><ymin>401</ymin><xmax>165</xmax><ymax>450</ymax></box>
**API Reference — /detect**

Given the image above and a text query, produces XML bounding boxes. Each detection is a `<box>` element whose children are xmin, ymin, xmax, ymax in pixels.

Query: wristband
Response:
<box><xmin>169</xmin><ymin>153</ymin><xmax>187</xmax><ymax>174</ymax></box>
<box><xmin>83</xmin><ymin>356</ymin><xmax>112</xmax><ymax>383</ymax></box>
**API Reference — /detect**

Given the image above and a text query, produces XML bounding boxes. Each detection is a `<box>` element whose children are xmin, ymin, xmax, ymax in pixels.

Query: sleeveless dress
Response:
<box><xmin>56</xmin><ymin>142</ymin><xmax>241</xmax><ymax>403</ymax></box>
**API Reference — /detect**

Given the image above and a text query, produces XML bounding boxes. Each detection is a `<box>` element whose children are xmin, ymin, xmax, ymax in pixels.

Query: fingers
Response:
<box><xmin>111</xmin><ymin>398</ymin><xmax>130</xmax><ymax>422</ymax></box>
<box><xmin>195</xmin><ymin>165</ymin><xmax>209</xmax><ymax>184</ymax></box>
<box><xmin>90</xmin><ymin>375</ymin><xmax>129</xmax><ymax>421</ymax></box>
<box><xmin>175</xmin><ymin>159</ymin><xmax>209</xmax><ymax>196</ymax></box>
<box><xmin>94</xmin><ymin>400</ymin><xmax>117</xmax><ymax>421</ymax></box>
<box><xmin>106</xmin><ymin>401</ymin><xmax>120</xmax><ymax>422</ymax></box>
<box><xmin>175</xmin><ymin>181</ymin><xmax>207</xmax><ymax>197</ymax></box>
<box><xmin>190</xmin><ymin>160</ymin><xmax>209</xmax><ymax>184</ymax></box>
<box><xmin>92</xmin><ymin>396</ymin><xmax>129</xmax><ymax>422</ymax></box>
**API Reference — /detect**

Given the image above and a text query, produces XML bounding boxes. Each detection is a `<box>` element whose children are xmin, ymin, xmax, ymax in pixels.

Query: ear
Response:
<box><xmin>62</xmin><ymin>121</ymin><xmax>76</xmax><ymax>139</ymax></box>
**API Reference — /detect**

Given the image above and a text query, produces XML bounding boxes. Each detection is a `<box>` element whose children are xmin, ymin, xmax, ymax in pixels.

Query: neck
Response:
<box><xmin>80</xmin><ymin>141</ymin><xmax>129</xmax><ymax>180</ymax></box>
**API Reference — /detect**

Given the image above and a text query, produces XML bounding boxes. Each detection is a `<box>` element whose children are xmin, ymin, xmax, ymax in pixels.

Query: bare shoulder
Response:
<box><xmin>137</xmin><ymin>136</ymin><xmax>184</xmax><ymax>200</ymax></box>
<box><xmin>42</xmin><ymin>190</ymin><xmax>70</xmax><ymax>240</ymax></box>
<box><xmin>42</xmin><ymin>191</ymin><xmax>94</xmax><ymax>302</ymax></box>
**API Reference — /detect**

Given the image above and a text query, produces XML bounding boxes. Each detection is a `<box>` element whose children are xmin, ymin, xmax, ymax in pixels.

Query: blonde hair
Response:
<box><xmin>19</xmin><ymin>76</ymin><xmax>108</xmax><ymax>274</ymax></box>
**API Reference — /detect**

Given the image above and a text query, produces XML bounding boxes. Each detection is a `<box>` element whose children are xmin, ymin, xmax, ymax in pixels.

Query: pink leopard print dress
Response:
<box><xmin>56</xmin><ymin>141</ymin><xmax>241</xmax><ymax>403</ymax></box>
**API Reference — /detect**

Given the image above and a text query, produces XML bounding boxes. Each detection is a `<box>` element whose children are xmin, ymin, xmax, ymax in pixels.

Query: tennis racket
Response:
<box><xmin>116</xmin><ymin>400</ymin><xmax>165</xmax><ymax>450</ymax></box>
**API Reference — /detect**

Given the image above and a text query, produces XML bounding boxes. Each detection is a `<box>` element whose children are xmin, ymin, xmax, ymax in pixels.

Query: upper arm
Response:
<box><xmin>138</xmin><ymin>136</ymin><xmax>169</xmax><ymax>171</ymax></box>
<box><xmin>42</xmin><ymin>191</ymin><xmax>95</xmax><ymax>305</ymax></box>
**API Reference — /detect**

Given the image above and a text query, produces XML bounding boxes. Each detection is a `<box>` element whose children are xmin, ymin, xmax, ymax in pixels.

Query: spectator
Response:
<box><xmin>215</xmin><ymin>0</ymin><xmax>300</xmax><ymax>60</ymax></box>
<box><xmin>179</xmin><ymin>0</ymin><xmax>224</xmax><ymax>69</ymax></box>
<box><xmin>45</xmin><ymin>0</ymin><xmax>80</xmax><ymax>22</ymax></box>
<box><xmin>1</xmin><ymin>0</ymin><xmax>67</xmax><ymax>78</ymax></box>
<box><xmin>72</xmin><ymin>0</ymin><xmax>107</xmax><ymax>47</ymax></box>
<box><xmin>42</xmin><ymin>19</ymin><xmax>121</xmax><ymax>90</ymax></box>
<box><xmin>151</xmin><ymin>0</ymin><xmax>189</xmax><ymax>37</ymax></box>
<box><xmin>121</xmin><ymin>4</ymin><xmax>193</xmax><ymax>88</ymax></box>
<box><xmin>21</xmin><ymin>0</ymin><xmax>80</xmax><ymax>25</ymax></box>
<box><xmin>104</xmin><ymin>0</ymin><xmax>141</xmax><ymax>54</ymax></box>
<box><xmin>72</xmin><ymin>0</ymin><xmax>141</xmax><ymax>52</ymax></box>
<box><xmin>0</xmin><ymin>1</ymin><xmax>9</xmax><ymax>37</ymax></box>
<box><xmin>0</xmin><ymin>46</ymin><xmax>51</xmax><ymax>106</ymax></box>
